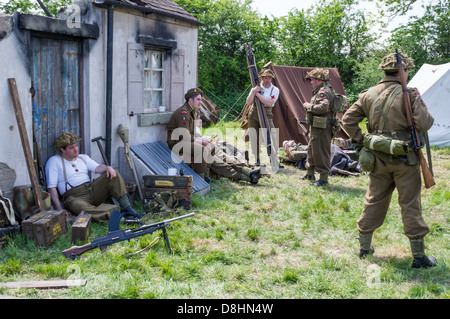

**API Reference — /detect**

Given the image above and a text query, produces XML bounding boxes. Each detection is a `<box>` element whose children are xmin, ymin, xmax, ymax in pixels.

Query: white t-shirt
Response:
<box><xmin>45</xmin><ymin>154</ymin><xmax>99</xmax><ymax>195</ymax></box>
<box><xmin>260</xmin><ymin>82</ymin><xmax>280</xmax><ymax>107</ymax></box>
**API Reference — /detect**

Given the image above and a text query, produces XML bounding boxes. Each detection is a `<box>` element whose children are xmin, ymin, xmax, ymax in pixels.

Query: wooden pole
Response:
<box><xmin>8</xmin><ymin>78</ymin><xmax>45</xmax><ymax>211</ymax></box>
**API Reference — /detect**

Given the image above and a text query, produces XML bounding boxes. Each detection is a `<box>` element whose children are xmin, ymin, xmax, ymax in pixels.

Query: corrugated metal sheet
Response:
<box><xmin>131</xmin><ymin>141</ymin><xmax>210</xmax><ymax>194</ymax></box>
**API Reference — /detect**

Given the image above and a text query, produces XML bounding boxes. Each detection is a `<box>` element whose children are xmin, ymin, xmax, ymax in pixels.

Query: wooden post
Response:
<box><xmin>8</xmin><ymin>78</ymin><xmax>45</xmax><ymax>211</ymax></box>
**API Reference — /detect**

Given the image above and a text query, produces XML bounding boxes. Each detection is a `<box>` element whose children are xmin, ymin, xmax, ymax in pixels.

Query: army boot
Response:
<box><xmin>301</xmin><ymin>169</ymin><xmax>315</xmax><ymax>181</ymax></box>
<box><xmin>311</xmin><ymin>173</ymin><xmax>328</xmax><ymax>187</ymax></box>
<box><xmin>410</xmin><ymin>238</ymin><xmax>437</xmax><ymax>268</ymax></box>
<box><xmin>359</xmin><ymin>232</ymin><xmax>375</xmax><ymax>258</ymax></box>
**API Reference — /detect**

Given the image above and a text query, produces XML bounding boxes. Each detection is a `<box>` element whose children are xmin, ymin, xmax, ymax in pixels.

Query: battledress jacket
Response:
<box><xmin>166</xmin><ymin>102</ymin><xmax>197</xmax><ymax>149</ymax></box>
<box><xmin>342</xmin><ymin>76</ymin><xmax>434</xmax><ymax>156</ymax></box>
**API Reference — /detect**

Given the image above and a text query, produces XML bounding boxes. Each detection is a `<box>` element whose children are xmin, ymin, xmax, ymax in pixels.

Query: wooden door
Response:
<box><xmin>31</xmin><ymin>35</ymin><xmax>84</xmax><ymax>168</ymax></box>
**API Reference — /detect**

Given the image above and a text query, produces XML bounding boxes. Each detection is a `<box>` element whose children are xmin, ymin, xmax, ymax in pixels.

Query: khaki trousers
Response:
<box><xmin>63</xmin><ymin>171</ymin><xmax>127</xmax><ymax>222</ymax></box>
<box><xmin>306</xmin><ymin>125</ymin><xmax>332</xmax><ymax>176</ymax></box>
<box><xmin>358</xmin><ymin>157</ymin><xmax>429</xmax><ymax>239</ymax></box>
<box><xmin>248</xmin><ymin>105</ymin><xmax>279</xmax><ymax>164</ymax></box>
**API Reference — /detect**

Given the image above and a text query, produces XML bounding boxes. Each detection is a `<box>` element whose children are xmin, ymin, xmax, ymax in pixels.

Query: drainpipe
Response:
<box><xmin>105</xmin><ymin>4</ymin><xmax>113</xmax><ymax>165</ymax></box>
<box><xmin>93</xmin><ymin>0</ymin><xmax>114</xmax><ymax>164</ymax></box>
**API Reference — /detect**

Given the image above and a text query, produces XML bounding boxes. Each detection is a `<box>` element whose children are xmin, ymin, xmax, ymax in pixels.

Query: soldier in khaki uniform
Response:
<box><xmin>341</xmin><ymin>52</ymin><xmax>436</xmax><ymax>268</ymax></box>
<box><xmin>246</xmin><ymin>68</ymin><xmax>281</xmax><ymax>169</ymax></box>
<box><xmin>45</xmin><ymin>132</ymin><xmax>141</xmax><ymax>222</ymax></box>
<box><xmin>302</xmin><ymin>68</ymin><xmax>335</xmax><ymax>186</ymax></box>
<box><xmin>167</xmin><ymin>88</ymin><xmax>262</xmax><ymax>184</ymax></box>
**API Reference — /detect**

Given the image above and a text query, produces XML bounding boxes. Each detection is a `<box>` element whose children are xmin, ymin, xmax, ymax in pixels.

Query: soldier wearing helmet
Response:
<box><xmin>341</xmin><ymin>51</ymin><xmax>436</xmax><ymax>268</ymax></box>
<box><xmin>245</xmin><ymin>67</ymin><xmax>281</xmax><ymax>169</ymax></box>
<box><xmin>45</xmin><ymin>132</ymin><xmax>143</xmax><ymax>223</ymax></box>
<box><xmin>301</xmin><ymin>67</ymin><xmax>335</xmax><ymax>186</ymax></box>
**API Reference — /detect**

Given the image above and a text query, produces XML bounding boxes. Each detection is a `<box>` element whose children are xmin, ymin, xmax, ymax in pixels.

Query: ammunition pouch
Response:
<box><xmin>143</xmin><ymin>191</ymin><xmax>180</xmax><ymax>219</ymax></box>
<box><xmin>358</xmin><ymin>146</ymin><xmax>375</xmax><ymax>172</ymax></box>
<box><xmin>312</xmin><ymin>116</ymin><xmax>328</xmax><ymax>129</ymax></box>
<box><xmin>331</xmin><ymin>118</ymin><xmax>341</xmax><ymax>137</ymax></box>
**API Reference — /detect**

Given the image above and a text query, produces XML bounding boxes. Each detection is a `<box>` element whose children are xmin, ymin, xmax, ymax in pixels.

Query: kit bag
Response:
<box><xmin>363</xmin><ymin>134</ymin><xmax>408</xmax><ymax>156</ymax></box>
<box><xmin>0</xmin><ymin>190</ymin><xmax>17</xmax><ymax>227</ymax></box>
<box><xmin>331</xmin><ymin>91</ymin><xmax>349</xmax><ymax>113</ymax></box>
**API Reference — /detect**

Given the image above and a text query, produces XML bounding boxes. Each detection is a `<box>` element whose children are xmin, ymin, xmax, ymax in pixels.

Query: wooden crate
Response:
<box><xmin>21</xmin><ymin>211</ymin><xmax>50</xmax><ymax>239</ymax></box>
<box><xmin>71</xmin><ymin>212</ymin><xmax>92</xmax><ymax>243</ymax></box>
<box><xmin>143</xmin><ymin>175</ymin><xmax>192</xmax><ymax>189</ymax></box>
<box><xmin>24</xmin><ymin>210</ymin><xmax>67</xmax><ymax>246</ymax></box>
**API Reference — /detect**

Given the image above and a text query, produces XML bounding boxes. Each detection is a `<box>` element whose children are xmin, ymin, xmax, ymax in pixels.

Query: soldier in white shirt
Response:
<box><xmin>46</xmin><ymin>132</ymin><xmax>141</xmax><ymax>222</ymax></box>
<box><xmin>246</xmin><ymin>68</ymin><xmax>281</xmax><ymax>169</ymax></box>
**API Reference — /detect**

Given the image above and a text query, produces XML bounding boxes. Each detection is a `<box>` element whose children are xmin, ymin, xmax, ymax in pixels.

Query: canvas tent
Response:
<box><xmin>270</xmin><ymin>65</ymin><xmax>349</xmax><ymax>146</ymax></box>
<box><xmin>408</xmin><ymin>62</ymin><xmax>450</xmax><ymax>147</ymax></box>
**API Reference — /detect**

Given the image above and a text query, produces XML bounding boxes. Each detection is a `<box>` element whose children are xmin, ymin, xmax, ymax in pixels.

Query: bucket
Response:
<box><xmin>168</xmin><ymin>168</ymin><xmax>177</xmax><ymax>176</ymax></box>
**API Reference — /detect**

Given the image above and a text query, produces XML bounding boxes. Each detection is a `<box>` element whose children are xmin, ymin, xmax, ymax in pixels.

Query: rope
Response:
<box><xmin>198</xmin><ymin>83</ymin><xmax>252</xmax><ymax>124</ymax></box>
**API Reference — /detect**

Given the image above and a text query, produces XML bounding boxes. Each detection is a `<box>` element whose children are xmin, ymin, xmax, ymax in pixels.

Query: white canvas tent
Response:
<box><xmin>408</xmin><ymin>62</ymin><xmax>450</xmax><ymax>147</ymax></box>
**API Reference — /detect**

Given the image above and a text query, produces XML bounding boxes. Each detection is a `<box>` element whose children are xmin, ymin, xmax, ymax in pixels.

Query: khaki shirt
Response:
<box><xmin>342</xmin><ymin>76</ymin><xmax>434</xmax><ymax>145</ymax></box>
<box><xmin>307</xmin><ymin>82</ymin><xmax>334</xmax><ymax>116</ymax></box>
<box><xmin>166</xmin><ymin>102</ymin><xmax>198</xmax><ymax>148</ymax></box>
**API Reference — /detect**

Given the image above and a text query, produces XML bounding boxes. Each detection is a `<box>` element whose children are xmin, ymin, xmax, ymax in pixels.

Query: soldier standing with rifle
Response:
<box><xmin>341</xmin><ymin>51</ymin><xmax>437</xmax><ymax>268</ymax></box>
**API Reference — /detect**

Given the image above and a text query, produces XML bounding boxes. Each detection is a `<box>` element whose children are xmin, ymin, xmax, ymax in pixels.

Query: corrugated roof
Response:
<box><xmin>131</xmin><ymin>141</ymin><xmax>210</xmax><ymax>194</ymax></box>
<box><xmin>114</xmin><ymin>0</ymin><xmax>201</xmax><ymax>25</ymax></box>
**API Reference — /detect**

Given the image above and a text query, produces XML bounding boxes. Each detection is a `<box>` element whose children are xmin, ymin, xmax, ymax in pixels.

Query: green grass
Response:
<box><xmin>0</xmin><ymin>122</ymin><xmax>449</xmax><ymax>299</ymax></box>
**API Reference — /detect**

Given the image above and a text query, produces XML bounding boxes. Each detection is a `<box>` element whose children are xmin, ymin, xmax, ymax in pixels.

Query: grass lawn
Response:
<box><xmin>0</xmin><ymin>122</ymin><xmax>448</xmax><ymax>301</ymax></box>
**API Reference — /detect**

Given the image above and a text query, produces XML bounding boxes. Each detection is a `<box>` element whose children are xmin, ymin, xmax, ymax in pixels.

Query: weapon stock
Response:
<box><xmin>245</xmin><ymin>43</ymin><xmax>272</xmax><ymax>158</ymax></box>
<box><xmin>62</xmin><ymin>213</ymin><xmax>194</xmax><ymax>259</ymax></box>
<box><xmin>395</xmin><ymin>49</ymin><xmax>435</xmax><ymax>189</ymax></box>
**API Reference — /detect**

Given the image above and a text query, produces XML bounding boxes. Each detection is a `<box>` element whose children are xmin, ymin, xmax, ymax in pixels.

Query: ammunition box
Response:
<box><xmin>21</xmin><ymin>211</ymin><xmax>50</xmax><ymax>239</ymax></box>
<box><xmin>143</xmin><ymin>175</ymin><xmax>192</xmax><ymax>210</ymax></box>
<box><xmin>0</xmin><ymin>225</ymin><xmax>21</xmax><ymax>247</ymax></box>
<box><xmin>22</xmin><ymin>210</ymin><xmax>67</xmax><ymax>246</ymax></box>
<box><xmin>71</xmin><ymin>213</ymin><xmax>92</xmax><ymax>243</ymax></box>
<box><xmin>143</xmin><ymin>175</ymin><xmax>192</xmax><ymax>189</ymax></box>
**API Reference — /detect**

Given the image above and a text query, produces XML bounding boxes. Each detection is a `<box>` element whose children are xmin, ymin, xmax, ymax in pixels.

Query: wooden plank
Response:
<box><xmin>8</xmin><ymin>78</ymin><xmax>45</xmax><ymax>211</ymax></box>
<box><xmin>0</xmin><ymin>279</ymin><xmax>87</xmax><ymax>289</ymax></box>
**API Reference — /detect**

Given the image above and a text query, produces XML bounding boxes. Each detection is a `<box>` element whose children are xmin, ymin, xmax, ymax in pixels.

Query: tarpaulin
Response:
<box><xmin>271</xmin><ymin>65</ymin><xmax>349</xmax><ymax>146</ymax></box>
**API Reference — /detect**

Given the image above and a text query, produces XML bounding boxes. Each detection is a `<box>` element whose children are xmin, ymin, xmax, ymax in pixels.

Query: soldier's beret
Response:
<box><xmin>185</xmin><ymin>88</ymin><xmax>203</xmax><ymax>101</ymax></box>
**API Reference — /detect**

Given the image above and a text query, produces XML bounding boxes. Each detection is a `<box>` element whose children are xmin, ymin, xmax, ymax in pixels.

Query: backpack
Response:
<box><xmin>331</xmin><ymin>89</ymin><xmax>349</xmax><ymax>114</ymax></box>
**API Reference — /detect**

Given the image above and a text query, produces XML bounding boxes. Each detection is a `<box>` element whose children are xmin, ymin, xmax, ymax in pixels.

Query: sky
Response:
<box><xmin>249</xmin><ymin>0</ymin><xmax>426</xmax><ymax>31</ymax></box>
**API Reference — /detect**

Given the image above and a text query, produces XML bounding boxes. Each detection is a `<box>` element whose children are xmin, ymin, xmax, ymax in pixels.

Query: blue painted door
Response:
<box><xmin>31</xmin><ymin>35</ymin><xmax>84</xmax><ymax>167</ymax></box>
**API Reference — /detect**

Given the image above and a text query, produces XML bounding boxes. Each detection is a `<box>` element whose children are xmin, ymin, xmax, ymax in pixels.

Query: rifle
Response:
<box><xmin>245</xmin><ymin>43</ymin><xmax>272</xmax><ymax>158</ymax></box>
<box><xmin>62</xmin><ymin>213</ymin><xmax>194</xmax><ymax>259</ymax></box>
<box><xmin>395</xmin><ymin>49</ymin><xmax>435</xmax><ymax>189</ymax></box>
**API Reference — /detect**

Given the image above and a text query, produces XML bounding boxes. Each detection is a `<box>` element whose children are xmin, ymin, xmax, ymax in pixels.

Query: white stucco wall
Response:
<box><xmin>0</xmin><ymin>14</ymin><xmax>34</xmax><ymax>186</ymax></box>
<box><xmin>0</xmin><ymin>3</ymin><xmax>199</xmax><ymax>190</ymax></box>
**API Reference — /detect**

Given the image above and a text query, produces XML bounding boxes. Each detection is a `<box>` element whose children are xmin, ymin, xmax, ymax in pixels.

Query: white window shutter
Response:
<box><xmin>127</xmin><ymin>42</ymin><xmax>144</xmax><ymax>115</ymax></box>
<box><xmin>170</xmin><ymin>49</ymin><xmax>185</xmax><ymax>110</ymax></box>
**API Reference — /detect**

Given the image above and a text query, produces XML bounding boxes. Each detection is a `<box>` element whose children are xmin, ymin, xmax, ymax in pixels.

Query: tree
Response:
<box><xmin>0</xmin><ymin>0</ymin><xmax>72</xmax><ymax>16</ymax></box>
<box><xmin>389</xmin><ymin>0</ymin><xmax>450</xmax><ymax>70</ymax></box>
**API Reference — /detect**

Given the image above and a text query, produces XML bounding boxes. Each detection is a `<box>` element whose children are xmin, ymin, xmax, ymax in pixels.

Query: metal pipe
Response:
<box><xmin>105</xmin><ymin>4</ymin><xmax>114</xmax><ymax>164</ymax></box>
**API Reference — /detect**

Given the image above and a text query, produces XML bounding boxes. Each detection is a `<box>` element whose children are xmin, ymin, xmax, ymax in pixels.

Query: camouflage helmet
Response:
<box><xmin>55</xmin><ymin>132</ymin><xmax>81</xmax><ymax>149</ymax></box>
<box><xmin>378</xmin><ymin>51</ymin><xmax>415</xmax><ymax>72</ymax></box>
<box><xmin>259</xmin><ymin>68</ymin><xmax>275</xmax><ymax>79</ymax></box>
<box><xmin>184</xmin><ymin>88</ymin><xmax>203</xmax><ymax>101</ymax></box>
<box><xmin>306</xmin><ymin>68</ymin><xmax>330</xmax><ymax>81</ymax></box>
